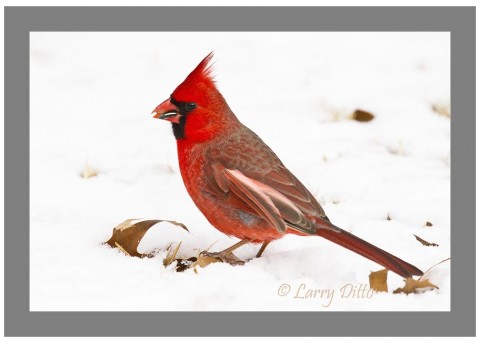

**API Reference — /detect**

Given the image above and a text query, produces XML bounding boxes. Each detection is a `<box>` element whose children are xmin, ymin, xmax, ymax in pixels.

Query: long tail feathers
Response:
<box><xmin>315</xmin><ymin>224</ymin><xmax>423</xmax><ymax>278</ymax></box>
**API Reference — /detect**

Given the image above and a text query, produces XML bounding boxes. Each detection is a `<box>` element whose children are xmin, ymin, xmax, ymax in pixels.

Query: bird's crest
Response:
<box><xmin>171</xmin><ymin>52</ymin><xmax>217</xmax><ymax>102</ymax></box>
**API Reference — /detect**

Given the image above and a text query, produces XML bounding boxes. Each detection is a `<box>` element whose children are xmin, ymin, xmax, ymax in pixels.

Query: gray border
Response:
<box><xmin>4</xmin><ymin>6</ymin><xmax>475</xmax><ymax>337</ymax></box>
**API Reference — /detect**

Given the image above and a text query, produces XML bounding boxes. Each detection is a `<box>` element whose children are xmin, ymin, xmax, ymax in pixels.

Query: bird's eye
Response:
<box><xmin>185</xmin><ymin>103</ymin><xmax>197</xmax><ymax>111</ymax></box>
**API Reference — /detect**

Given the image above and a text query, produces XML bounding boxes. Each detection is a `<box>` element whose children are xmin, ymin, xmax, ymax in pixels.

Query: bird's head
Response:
<box><xmin>152</xmin><ymin>52</ymin><xmax>238</xmax><ymax>142</ymax></box>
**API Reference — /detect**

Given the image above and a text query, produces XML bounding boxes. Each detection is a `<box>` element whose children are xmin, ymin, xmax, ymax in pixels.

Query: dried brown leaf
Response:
<box><xmin>393</xmin><ymin>277</ymin><xmax>439</xmax><ymax>295</ymax></box>
<box><xmin>369</xmin><ymin>269</ymin><xmax>389</xmax><ymax>292</ymax></box>
<box><xmin>351</xmin><ymin>109</ymin><xmax>375</xmax><ymax>122</ymax></box>
<box><xmin>104</xmin><ymin>219</ymin><xmax>189</xmax><ymax>257</ymax></box>
<box><xmin>414</xmin><ymin>234</ymin><xmax>439</xmax><ymax>247</ymax></box>
<box><xmin>393</xmin><ymin>257</ymin><xmax>449</xmax><ymax>295</ymax></box>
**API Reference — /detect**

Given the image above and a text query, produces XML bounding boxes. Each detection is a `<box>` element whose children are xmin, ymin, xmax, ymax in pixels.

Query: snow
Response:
<box><xmin>30</xmin><ymin>32</ymin><xmax>450</xmax><ymax>311</ymax></box>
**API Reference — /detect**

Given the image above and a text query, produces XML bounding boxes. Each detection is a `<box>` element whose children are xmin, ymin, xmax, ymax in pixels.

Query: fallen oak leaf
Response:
<box><xmin>414</xmin><ymin>234</ymin><xmax>439</xmax><ymax>247</ymax></box>
<box><xmin>104</xmin><ymin>218</ymin><xmax>189</xmax><ymax>257</ymax></box>
<box><xmin>393</xmin><ymin>257</ymin><xmax>449</xmax><ymax>295</ymax></box>
<box><xmin>369</xmin><ymin>269</ymin><xmax>388</xmax><ymax>292</ymax></box>
<box><xmin>105</xmin><ymin>219</ymin><xmax>161</xmax><ymax>257</ymax></box>
<box><xmin>393</xmin><ymin>277</ymin><xmax>439</xmax><ymax>295</ymax></box>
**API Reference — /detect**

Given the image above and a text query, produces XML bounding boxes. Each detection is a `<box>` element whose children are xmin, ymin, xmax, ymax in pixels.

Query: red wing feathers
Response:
<box><xmin>212</xmin><ymin>163</ymin><xmax>317</xmax><ymax>234</ymax></box>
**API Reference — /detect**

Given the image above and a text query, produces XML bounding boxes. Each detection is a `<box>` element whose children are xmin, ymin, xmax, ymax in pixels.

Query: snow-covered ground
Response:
<box><xmin>30</xmin><ymin>32</ymin><xmax>450</xmax><ymax>311</ymax></box>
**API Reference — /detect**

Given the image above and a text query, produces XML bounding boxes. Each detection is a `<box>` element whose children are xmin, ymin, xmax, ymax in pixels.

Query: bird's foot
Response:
<box><xmin>199</xmin><ymin>250</ymin><xmax>245</xmax><ymax>266</ymax></box>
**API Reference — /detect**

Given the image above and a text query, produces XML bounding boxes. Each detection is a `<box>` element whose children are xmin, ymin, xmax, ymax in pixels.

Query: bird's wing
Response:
<box><xmin>206</xmin><ymin>128</ymin><xmax>329</xmax><ymax>221</ymax></box>
<box><xmin>211</xmin><ymin>163</ymin><xmax>316</xmax><ymax>234</ymax></box>
<box><xmin>205</xmin><ymin>128</ymin><xmax>331</xmax><ymax>234</ymax></box>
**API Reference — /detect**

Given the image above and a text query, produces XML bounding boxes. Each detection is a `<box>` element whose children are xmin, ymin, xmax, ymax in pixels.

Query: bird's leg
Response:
<box><xmin>221</xmin><ymin>239</ymin><xmax>251</xmax><ymax>253</ymax></box>
<box><xmin>255</xmin><ymin>241</ymin><xmax>270</xmax><ymax>258</ymax></box>
<box><xmin>199</xmin><ymin>239</ymin><xmax>251</xmax><ymax>266</ymax></box>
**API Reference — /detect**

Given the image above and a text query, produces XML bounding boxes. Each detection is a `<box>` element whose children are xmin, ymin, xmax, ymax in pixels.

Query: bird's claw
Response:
<box><xmin>199</xmin><ymin>250</ymin><xmax>245</xmax><ymax>266</ymax></box>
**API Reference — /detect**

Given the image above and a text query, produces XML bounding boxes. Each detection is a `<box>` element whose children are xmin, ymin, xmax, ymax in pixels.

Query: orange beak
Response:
<box><xmin>152</xmin><ymin>98</ymin><xmax>181</xmax><ymax>124</ymax></box>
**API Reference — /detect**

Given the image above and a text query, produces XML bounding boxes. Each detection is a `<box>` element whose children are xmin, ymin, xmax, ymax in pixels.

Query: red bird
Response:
<box><xmin>152</xmin><ymin>53</ymin><xmax>423</xmax><ymax>278</ymax></box>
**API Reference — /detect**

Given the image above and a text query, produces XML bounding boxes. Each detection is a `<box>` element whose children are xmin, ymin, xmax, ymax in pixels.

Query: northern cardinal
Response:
<box><xmin>152</xmin><ymin>53</ymin><xmax>423</xmax><ymax>278</ymax></box>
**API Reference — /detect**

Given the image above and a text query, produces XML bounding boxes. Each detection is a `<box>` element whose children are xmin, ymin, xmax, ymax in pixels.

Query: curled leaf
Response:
<box><xmin>104</xmin><ymin>218</ymin><xmax>189</xmax><ymax>257</ymax></box>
